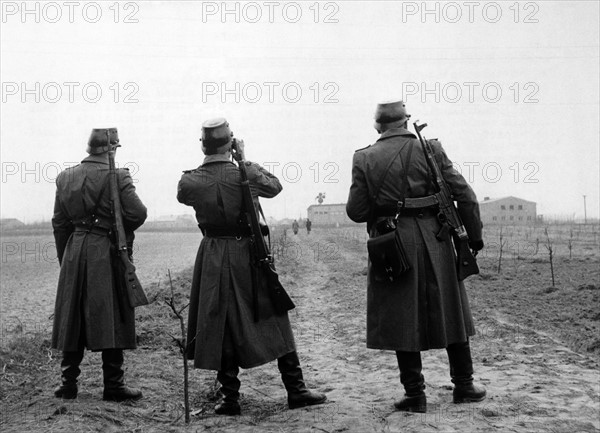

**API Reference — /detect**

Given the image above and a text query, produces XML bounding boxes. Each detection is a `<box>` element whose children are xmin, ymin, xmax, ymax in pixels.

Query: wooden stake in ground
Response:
<box><xmin>165</xmin><ymin>269</ymin><xmax>191</xmax><ymax>424</ymax></box>
<box><xmin>544</xmin><ymin>227</ymin><xmax>556</xmax><ymax>287</ymax></box>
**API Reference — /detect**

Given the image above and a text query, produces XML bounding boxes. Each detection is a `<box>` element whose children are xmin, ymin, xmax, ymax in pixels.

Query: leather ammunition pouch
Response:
<box><xmin>367</xmin><ymin>219</ymin><xmax>411</xmax><ymax>282</ymax></box>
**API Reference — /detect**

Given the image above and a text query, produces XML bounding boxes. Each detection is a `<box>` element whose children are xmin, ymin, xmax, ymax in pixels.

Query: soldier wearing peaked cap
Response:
<box><xmin>346</xmin><ymin>100</ymin><xmax>486</xmax><ymax>413</ymax></box>
<box><xmin>52</xmin><ymin>128</ymin><xmax>147</xmax><ymax>402</ymax></box>
<box><xmin>177</xmin><ymin>118</ymin><xmax>326</xmax><ymax>416</ymax></box>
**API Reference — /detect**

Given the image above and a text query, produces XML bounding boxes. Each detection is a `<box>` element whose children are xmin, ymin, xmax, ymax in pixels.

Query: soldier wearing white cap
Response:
<box><xmin>178</xmin><ymin>118</ymin><xmax>327</xmax><ymax>415</ymax></box>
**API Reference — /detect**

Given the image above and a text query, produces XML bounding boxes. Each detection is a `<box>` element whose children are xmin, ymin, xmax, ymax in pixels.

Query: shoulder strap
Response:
<box><xmin>368</xmin><ymin>142</ymin><xmax>414</xmax><ymax>226</ymax></box>
<box><xmin>371</xmin><ymin>144</ymin><xmax>405</xmax><ymax>202</ymax></box>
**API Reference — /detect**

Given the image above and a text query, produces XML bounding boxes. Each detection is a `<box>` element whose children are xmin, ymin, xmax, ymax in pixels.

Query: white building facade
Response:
<box><xmin>479</xmin><ymin>196</ymin><xmax>537</xmax><ymax>225</ymax></box>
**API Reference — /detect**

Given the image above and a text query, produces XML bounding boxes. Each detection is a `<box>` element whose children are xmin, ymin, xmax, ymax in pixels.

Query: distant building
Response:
<box><xmin>479</xmin><ymin>196</ymin><xmax>537</xmax><ymax>225</ymax></box>
<box><xmin>306</xmin><ymin>203</ymin><xmax>358</xmax><ymax>227</ymax></box>
<box><xmin>142</xmin><ymin>214</ymin><xmax>197</xmax><ymax>230</ymax></box>
<box><xmin>0</xmin><ymin>218</ymin><xmax>25</xmax><ymax>230</ymax></box>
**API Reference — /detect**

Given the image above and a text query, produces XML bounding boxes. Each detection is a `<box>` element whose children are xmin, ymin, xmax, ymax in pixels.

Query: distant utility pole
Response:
<box><xmin>583</xmin><ymin>195</ymin><xmax>587</xmax><ymax>224</ymax></box>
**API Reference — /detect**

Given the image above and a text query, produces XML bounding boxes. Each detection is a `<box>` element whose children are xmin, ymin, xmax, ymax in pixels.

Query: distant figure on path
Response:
<box><xmin>52</xmin><ymin>128</ymin><xmax>147</xmax><ymax>402</ymax></box>
<box><xmin>346</xmin><ymin>100</ymin><xmax>486</xmax><ymax>413</ymax></box>
<box><xmin>292</xmin><ymin>219</ymin><xmax>299</xmax><ymax>235</ymax></box>
<box><xmin>305</xmin><ymin>218</ymin><xmax>312</xmax><ymax>234</ymax></box>
<box><xmin>177</xmin><ymin>118</ymin><xmax>326</xmax><ymax>415</ymax></box>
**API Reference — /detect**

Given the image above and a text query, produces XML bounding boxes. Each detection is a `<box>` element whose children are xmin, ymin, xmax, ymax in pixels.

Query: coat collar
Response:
<box><xmin>377</xmin><ymin>127</ymin><xmax>416</xmax><ymax>142</ymax></box>
<box><xmin>202</xmin><ymin>153</ymin><xmax>235</xmax><ymax>166</ymax></box>
<box><xmin>81</xmin><ymin>153</ymin><xmax>109</xmax><ymax>165</ymax></box>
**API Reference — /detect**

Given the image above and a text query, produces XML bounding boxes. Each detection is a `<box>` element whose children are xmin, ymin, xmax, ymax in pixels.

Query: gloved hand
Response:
<box><xmin>469</xmin><ymin>239</ymin><xmax>484</xmax><ymax>252</ymax></box>
<box><xmin>127</xmin><ymin>242</ymin><xmax>134</xmax><ymax>263</ymax></box>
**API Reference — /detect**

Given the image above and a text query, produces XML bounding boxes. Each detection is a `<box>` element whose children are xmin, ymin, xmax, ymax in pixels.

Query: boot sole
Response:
<box><xmin>289</xmin><ymin>396</ymin><xmax>327</xmax><ymax>409</ymax></box>
<box><xmin>54</xmin><ymin>393</ymin><xmax>77</xmax><ymax>399</ymax></box>
<box><xmin>215</xmin><ymin>402</ymin><xmax>241</xmax><ymax>415</ymax></box>
<box><xmin>103</xmin><ymin>394</ymin><xmax>143</xmax><ymax>402</ymax></box>
<box><xmin>215</xmin><ymin>408</ymin><xmax>241</xmax><ymax>415</ymax></box>
<box><xmin>394</xmin><ymin>405</ymin><xmax>427</xmax><ymax>413</ymax></box>
<box><xmin>453</xmin><ymin>395</ymin><xmax>486</xmax><ymax>404</ymax></box>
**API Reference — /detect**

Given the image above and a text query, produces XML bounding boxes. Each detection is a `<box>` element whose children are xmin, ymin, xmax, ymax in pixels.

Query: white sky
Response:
<box><xmin>1</xmin><ymin>0</ymin><xmax>599</xmax><ymax>223</ymax></box>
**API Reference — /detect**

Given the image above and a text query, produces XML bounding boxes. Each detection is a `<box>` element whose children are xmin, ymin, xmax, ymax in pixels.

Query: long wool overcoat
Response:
<box><xmin>346</xmin><ymin>128</ymin><xmax>482</xmax><ymax>352</ymax></box>
<box><xmin>52</xmin><ymin>153</ymin><xmax>147</xmax><ymax>352</ymax></box>
<box><xmin>177</xmin><ymin>154</ymin><xmax>296</xmax><ymax>371</ymax></box>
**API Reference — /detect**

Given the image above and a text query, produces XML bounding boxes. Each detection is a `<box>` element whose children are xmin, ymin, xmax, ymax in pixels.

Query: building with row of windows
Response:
<box><xmin>479</xmin><ymin>196</ymin><xmax>537</xmax><ymax>225</ymax></box>
<box><xmin>306</xmin><ymin>203</ymin><xmax>357</xmax><ymax>226</ymax></box>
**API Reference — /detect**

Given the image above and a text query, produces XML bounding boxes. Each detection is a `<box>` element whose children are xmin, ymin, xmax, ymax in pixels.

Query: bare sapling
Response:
<box><xmin>544</xmin><ymin>228</ymin><xmax>556</xmax><ymax>287</ymax></box>
<box><xmin>512</xmin><ymin>241</ymin><xmax>523</xmax><ymax>275</ymax></box>
<box><xmin>568</xmin><ymin>228</ymin><xmax>574</xmax><ymax>260</ymax></box>
<box><xmin>497</xmin><ymin>226</ymin><xmax>506</xmax><ymax>274</ymax></box>
<box><xmin>165</xmin><ymin>269</ymin><xmax>191</xmax><ymax>424</ymax></box>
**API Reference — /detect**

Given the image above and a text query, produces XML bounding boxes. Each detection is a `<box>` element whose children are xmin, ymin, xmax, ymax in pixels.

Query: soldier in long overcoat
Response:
<box><xmin>346</xmin><ymin>101</ymin><xmax>486</xmax><ymax>413</ymax></box>
<box><xmin>177</xmin><ymin>118</ymin><xmax>326</xmax><ymax>415</ymax></box>
<box><xmin>52</xmin><ymin>128</ymin><xmax>147</xmax><ymax>401</ymax></box>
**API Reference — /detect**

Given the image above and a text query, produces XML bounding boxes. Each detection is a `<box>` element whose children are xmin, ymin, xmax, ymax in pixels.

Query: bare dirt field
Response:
<box><xmin>1</xmin><ymin>224</ymin><xmax>599</xmax><ymax>432</ymax></box>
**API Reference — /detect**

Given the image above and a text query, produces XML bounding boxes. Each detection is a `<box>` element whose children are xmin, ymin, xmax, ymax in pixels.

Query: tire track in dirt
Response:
<box><xmin>282</xmin><ymin>230</ymin><xmax>390</xmax><ymax>433</ymax></box>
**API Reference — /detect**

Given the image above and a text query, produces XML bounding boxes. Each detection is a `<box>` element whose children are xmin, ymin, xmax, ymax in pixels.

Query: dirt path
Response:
<box><xmin>188</xmin><ymin>229</ymin><xmax>600</xmax><ymax>432</ymax></box>
<box><xmin>2</xmin><ymin>228</ymin><xmax>599</xmax><ymax>432</ymax></box>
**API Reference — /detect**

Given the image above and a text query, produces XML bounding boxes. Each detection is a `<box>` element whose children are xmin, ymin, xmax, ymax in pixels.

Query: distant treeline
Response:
<box><xmin>2</xmin><ymin>218</ymin><xmax>597</xmax><ymax>237</ymax></box>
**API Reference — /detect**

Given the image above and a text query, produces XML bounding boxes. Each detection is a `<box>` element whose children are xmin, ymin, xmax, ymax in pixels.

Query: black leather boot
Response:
<box><xmin>277</xmin><ymin>351</ymin><xmax>326</xmax><ymax>409</ymax></box>
<box><xmin>215</xmin><ymin>367</ymin><xmax>241</xmax><ymax>415</ymax></box>
<box><xmin>101</xmin><ymin>349</ymin><xmax>142</xmax><ymax>402</ymax></box>
<box><xmin>215</xmin><ymin>329</ymin><xmax>241</xmax><ymax>415</ymax></box>
<box><xmin>394</xmin><ymin>351</ymin><xmax>426</xmax><ymax>413</ymax></box>
<box><xmin>54</xmin><ymin>350</ymin><xmax>84</xmax><ymax>399</ymax></box>
<box><xmin>446</xmin><ymin>341</ymin><xmax>486</xmax><ymax>403</ymax></box>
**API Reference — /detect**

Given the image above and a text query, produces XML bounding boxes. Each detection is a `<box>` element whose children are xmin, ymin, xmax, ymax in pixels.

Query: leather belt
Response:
<box><xmin>397</xmin><ymin>206</ymin><xmax>440</xmax><ymax>218</ymax></box>
<box><xmin>72</xmin><ymin>216</ymin><xmax>113</xmax><ymax>229</ymax></box>
<box><xmin>74</xmin><ymin>225</ymin><xmax>112</xmax><ymax>236</ymax></box>
<box><xmin>404</xmin><ymin>195</ymin><xmax>438</xmax><ymax>208</ymax></box>
<box><xmin>374</xmin><ymin>195</ymin><xmax>439</xmax><ymax>217</ymax></box>
<box><xmin>375</xmin><ymin>206</ymin><xmax>440</xmax><ymax>220</ymax></box>
<box><xmin>203</xmin><ymin>227</ymin><xmax>252</xmax><ymax>238</ymax></box>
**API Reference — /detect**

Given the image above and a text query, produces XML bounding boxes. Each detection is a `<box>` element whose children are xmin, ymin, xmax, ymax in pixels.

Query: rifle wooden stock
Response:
<box><xmin>108</xmin><ymin>143</ymin><xmax>149</xmax><ymax>308</ymax></box>
<box><xmin>414</xmin><ymin>122</ymin><xmax>479</xmax><ymax>281</ymax></box>
<box><xmin>263</xmin><ymin>260</ymin><xmax>295</xmax><ymax>314</ymax></box>
<box><xmin>233</xmin><ymin>145</ymin><xmax>295</xmax><ymax>316</ymax></box>
<box><xmin>453</xmin><ymin>233</ymin><xmax>480</xmax><ymax>281</ymax></box>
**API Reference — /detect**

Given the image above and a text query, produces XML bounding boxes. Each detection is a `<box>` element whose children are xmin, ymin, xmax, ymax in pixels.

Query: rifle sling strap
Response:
<box><xmin>397</xmin><ymin>141</ymin><xmax>414</xmax><ymax>214</ymax></box>
<box><xmin>257</xmin><ymin>203</ymin><xmax>271</xmax><ymax>250</ymax></box>
<box><xmin>91</xmin><ymin>173</ymin><xmax>111</xmax><ymax>217</ymax></box>
<box><xmin>421</xmin><ymin>139</ymin><xmax>442</xmax><ymax>193</ymax></box>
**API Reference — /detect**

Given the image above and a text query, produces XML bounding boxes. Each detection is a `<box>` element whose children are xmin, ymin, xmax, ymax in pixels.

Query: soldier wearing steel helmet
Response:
<box><xmin>346</xmin><ymin>100</ymin><xmax>486</xmax><ymax>413</ymax></box>
<box><xmin>177</xmin><ymin>118</ymin><xmax>326</xmax><ymax>416</ymax></box>
<box><xmin>52</xmin><ymin>128</ymin><xmax>147</xmax><ymax>402</ymax></box>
